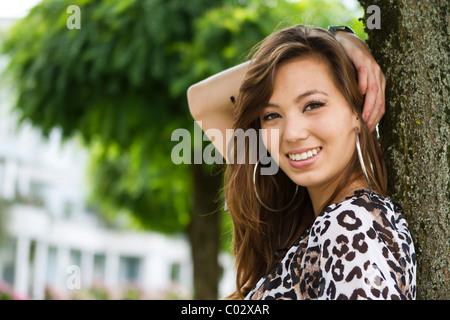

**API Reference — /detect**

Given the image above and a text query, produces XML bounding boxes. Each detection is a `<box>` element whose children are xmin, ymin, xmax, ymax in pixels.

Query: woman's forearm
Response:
<box><xmin>186</xmin><ymin>61</ymin><xmax>251</xmax><ymax>160</ymax></box>
<box><xmin>187</xmin><ymin>61</ymin><xmax>250</xmax><ymax>121</ymax></box>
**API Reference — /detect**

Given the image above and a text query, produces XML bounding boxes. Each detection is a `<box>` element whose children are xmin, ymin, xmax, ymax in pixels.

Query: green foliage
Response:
<box><xmin>175</xmin><ymin>0</ymin><xmax>366</xmax><ymax>93</ymax></box>
<box><xmin>87</xmin><ymin>136</ymin><xmax>192</xmax><ymax>233</ymax></box>
<box><xmin>2</xmin><ymin>0</ymin><xmax>223</xmax><ymax>146</ymax></box>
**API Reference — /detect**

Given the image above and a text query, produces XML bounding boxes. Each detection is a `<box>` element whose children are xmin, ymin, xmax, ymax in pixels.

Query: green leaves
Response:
<box><xmin>3</xmin><ymin>0</ymin><xmax>202</xmax><ymax>146</ymax></box>
<box><xmin>87</xmin><ymin>139</ymin><xmax>193</xmax><ymax>233</ymax></box>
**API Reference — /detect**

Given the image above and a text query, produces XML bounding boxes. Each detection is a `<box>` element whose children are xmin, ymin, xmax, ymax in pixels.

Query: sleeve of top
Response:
<box><xmin>315</xmin><ymin>205</ymin><xmax>408</xmax><ymax>300</ymax></box>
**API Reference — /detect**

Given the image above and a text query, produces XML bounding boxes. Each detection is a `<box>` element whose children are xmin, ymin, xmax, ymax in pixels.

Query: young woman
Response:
<box><xmin>188</xmin><ymin>25</ymin><xmax>416</xmax><ymax>300</ymax></box>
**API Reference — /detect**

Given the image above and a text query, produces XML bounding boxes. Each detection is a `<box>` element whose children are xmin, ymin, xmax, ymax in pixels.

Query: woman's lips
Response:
<box><xmin>286</xmin><ymin>147</ymin><xmax>322</xmax><ymax>169</ymax></box>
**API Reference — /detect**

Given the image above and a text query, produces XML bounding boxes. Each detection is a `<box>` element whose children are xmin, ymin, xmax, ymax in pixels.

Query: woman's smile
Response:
<box><xmin>286</xmin><ymin>146</ymin><xmax>322</xmax><ymax>169</ymax></box>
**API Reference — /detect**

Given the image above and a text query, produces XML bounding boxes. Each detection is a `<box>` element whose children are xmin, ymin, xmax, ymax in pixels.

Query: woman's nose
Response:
<box><xmin>283</xmin><ymin>115</ymin><xmax>309</xmax><ymax>143</ymax></box>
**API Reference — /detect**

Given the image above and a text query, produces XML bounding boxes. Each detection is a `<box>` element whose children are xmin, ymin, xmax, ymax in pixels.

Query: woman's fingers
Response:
<box><xmin>336</xmin><ymin>32</ymin><xmax>387</xmax><ymax>132</ymax></box>
<box><xmin>357</xmin><ymin>64</ymin><xmax>369</xmax><ymax>95</ymax></box>
<box><xmin>362</xmin><ymin>75</ymin><xmax>378</xmax><ymax>130</ymax></box>
<box><xmin>362</xmin><ymin>64</ymin><xmax>386</xmax><ymax>132</ymax></box>
<box><xmin>368</xmin><ymin>68</ymin><xmax>386</xmax><ymax>132</ymax></box>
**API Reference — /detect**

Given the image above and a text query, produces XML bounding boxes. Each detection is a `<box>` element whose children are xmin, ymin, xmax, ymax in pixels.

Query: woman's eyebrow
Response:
<box><xmin>294</xmin><ymin>89</ymin><xmax>329</xmax><ymax>103</ymax></box>
<box><xmin>265</xmin><ymin>89</ymin><xmax>329</xmax><ymax>108</ymax></box>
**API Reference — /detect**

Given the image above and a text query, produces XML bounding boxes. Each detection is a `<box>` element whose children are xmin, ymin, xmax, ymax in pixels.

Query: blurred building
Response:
<box><xmin>0</xmin><ymin>18</ymin><xmax>235</xmax><ymax>300</ymax></box>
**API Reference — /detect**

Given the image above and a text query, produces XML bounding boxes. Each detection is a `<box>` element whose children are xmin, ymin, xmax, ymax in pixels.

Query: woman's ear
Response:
<box><xmin>352</xmin><ymin>112</ymin><xmax>362</xmax><ymax>133</ymax></box>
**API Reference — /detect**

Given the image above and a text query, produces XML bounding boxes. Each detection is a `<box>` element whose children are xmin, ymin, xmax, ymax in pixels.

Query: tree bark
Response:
<box><xmin>187</xmin><ymin>164</ymin><xmax>222</xmax><ymax>299</ymax></box>
<box><xmin>358</xmin><ymin>0</ymin><xmax>449</xmax><ymax>299</ymax></box>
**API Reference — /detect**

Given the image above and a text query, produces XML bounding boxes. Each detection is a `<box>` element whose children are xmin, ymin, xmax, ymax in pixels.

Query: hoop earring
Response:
<box><xmin>253</xmin><ymin>159</ymin><xmax>299</xmax><ymax>212</ymax></box>
<box><xmin>355</xmin><ymin>127</ymin><xmax>372</xmax><ymax>187</ymax></box>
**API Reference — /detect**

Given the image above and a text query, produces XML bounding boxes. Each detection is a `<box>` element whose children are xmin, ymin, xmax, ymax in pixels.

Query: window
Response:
<box><xmin>0</xmin><ymin>238</ymin><xmax>16</xmax><ymax>286</ymax></box>
<box><xmin>46</xmin><ymin>246</ymin><xmax>58</xmax><ymax>285</ymax></box>
<box><xmin>170</xmin><ymin>262</ymin><xmax>181</xmax><ymax>283</ymax></box>
<box><xmin>93</xmin><ymin>254</ymin><xmax>106</xmax><ymax>283</ymax></box>
<box><xmin>69</xmin><ymin>249</ymin><xmax>81</xmax><ymax>268</ymax></box>
<box><xmin>119</xmin><ymin>256</ymin><xmax>141</xmax><ymax>285</ymax></box>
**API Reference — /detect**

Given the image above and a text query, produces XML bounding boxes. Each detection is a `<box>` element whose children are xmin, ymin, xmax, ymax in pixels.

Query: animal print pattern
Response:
<box><xmin>245</xmin><ymin>189</ymin><xmax>416</xmax><ymax>300</ymax></box>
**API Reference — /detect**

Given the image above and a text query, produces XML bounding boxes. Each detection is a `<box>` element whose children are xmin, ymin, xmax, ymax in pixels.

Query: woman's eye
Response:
<box><xmin>262</xmin><ymin>112</ymin><xmax>280</xmax><ymax>121</ymax></box>
<box><xmin>304</xmin><ymin>101</ymin><xmax>325</xmax><ymax>112</ymax></box>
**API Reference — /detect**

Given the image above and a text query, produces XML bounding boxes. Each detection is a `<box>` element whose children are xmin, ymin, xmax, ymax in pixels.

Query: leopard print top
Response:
<box><xmin>245</xmin><ymin>189</ymin><xmax>417</xmax><ymax>300</ymax></box>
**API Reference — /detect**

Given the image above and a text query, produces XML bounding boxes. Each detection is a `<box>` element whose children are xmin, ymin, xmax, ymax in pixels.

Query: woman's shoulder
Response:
<box><xmin>309</xmin><ymin>189</ymin><xmax>412</xmax><ymax>245</ymax></box>
<box><xmin>309</xmin><ymin>189</ymin><xmax>416</xmax><ymax>299</ymax></box>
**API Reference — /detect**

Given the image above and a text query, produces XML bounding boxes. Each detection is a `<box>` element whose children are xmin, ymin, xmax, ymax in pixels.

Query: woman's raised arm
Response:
<box><xmin>187</xmin><ymin>61</ymin><xmax>250</xmax><ymax>161</ymax></box>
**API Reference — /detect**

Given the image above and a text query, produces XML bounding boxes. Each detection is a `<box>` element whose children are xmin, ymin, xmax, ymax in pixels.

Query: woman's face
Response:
<box><xmin>260</xmin><ymin>56</ymin><xmax>360</xmax><ymax>190</ymax></box>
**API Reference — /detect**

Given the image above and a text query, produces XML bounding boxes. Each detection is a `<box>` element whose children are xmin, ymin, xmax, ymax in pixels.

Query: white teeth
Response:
<box><xmin>288</xmin><ymin>147</ymin><xmax>321</xmax><ymax>161</ymax></box>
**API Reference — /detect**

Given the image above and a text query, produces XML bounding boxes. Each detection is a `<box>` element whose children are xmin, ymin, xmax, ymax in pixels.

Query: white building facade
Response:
<box><xmin>0</xmin><ymin>18</ymin><xmax>235</xmax><ymax>300</ymax></box>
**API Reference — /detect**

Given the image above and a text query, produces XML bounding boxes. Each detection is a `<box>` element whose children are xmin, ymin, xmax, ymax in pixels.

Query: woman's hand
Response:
<box><xmin>335</xmin><ymin>31</ymin><xmax>386</xmax><ymax>132</ymax></box>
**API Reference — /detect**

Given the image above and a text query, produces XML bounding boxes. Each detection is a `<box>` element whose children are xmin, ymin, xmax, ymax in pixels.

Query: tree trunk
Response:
<box><xmin>358</xmin><ymin>0</ymin><xmax>449</xmax><ymax>299</ymax></box>
<box><xmin>187</xmin><ymin>164</ymin><xmax>222</xmax><ymax>299</ymax></box>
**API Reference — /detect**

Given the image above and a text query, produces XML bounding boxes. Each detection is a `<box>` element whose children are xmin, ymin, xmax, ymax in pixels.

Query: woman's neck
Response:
<box><xmin>307</xmin><ymin>178</ymin><xmax>370</xmax><ymax>217</ymax></box>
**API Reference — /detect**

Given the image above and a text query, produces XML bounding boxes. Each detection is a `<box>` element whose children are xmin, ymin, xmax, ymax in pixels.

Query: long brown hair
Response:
<box><xmin>224</xmin><ymin>25</ymin><xmax>387</xmax><ymax>299</ymax></box>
